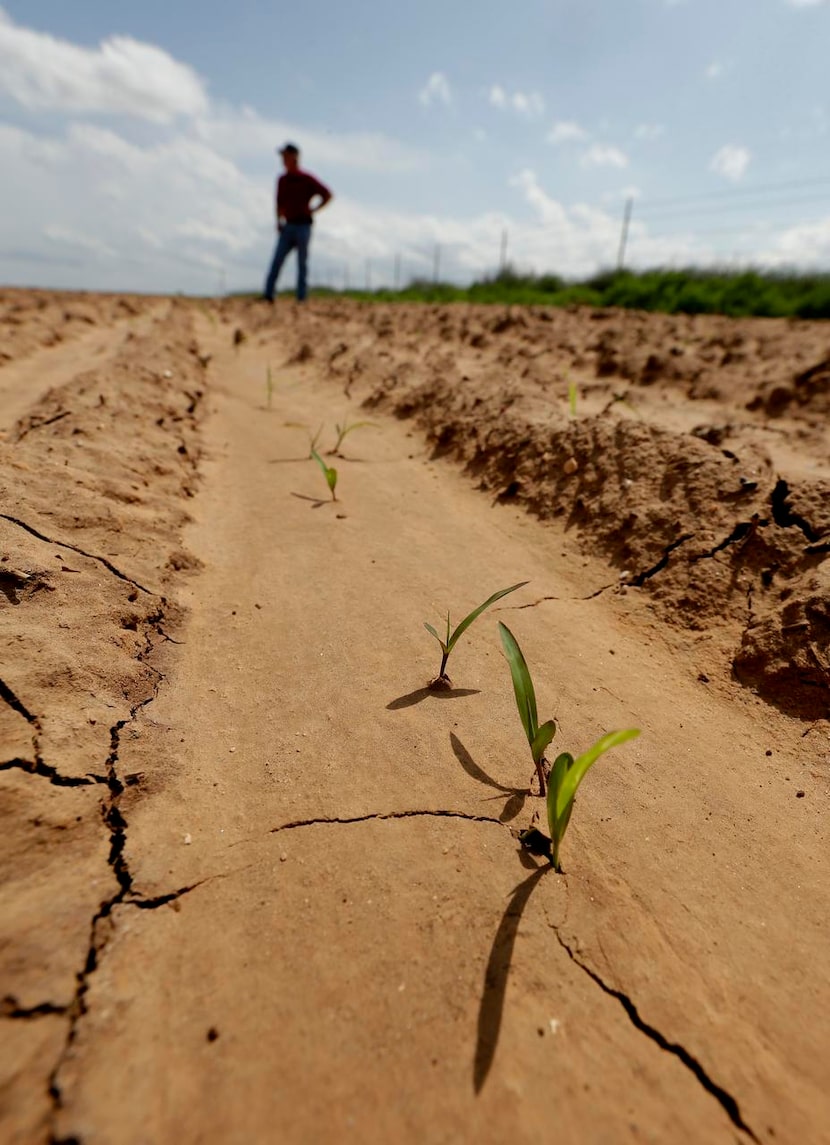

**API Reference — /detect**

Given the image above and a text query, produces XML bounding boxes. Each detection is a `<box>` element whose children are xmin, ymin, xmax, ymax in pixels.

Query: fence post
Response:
<box><xmin>617</xmin><ymin>197</ymin><xmax>633</xmax><ymax>271</ymax></box>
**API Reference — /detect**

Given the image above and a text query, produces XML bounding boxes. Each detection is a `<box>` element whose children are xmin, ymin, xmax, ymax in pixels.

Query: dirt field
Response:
<box><xmin>1</xmin><ymin>288</ymin><xmax>828</xmax><ymax>1144</ymax></box>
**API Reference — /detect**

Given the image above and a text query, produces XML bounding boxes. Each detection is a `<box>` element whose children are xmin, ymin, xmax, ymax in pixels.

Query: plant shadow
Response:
<box><xmin>290</xmin><ymin>492</ymin><xmax>330</xmax><ymax>509</ymax></box>
<box><xmin>386</xmin><ymin>686</ymin><xmax>480</xmax><ymax>711</ymax></box>
<box><xmin>450</xmin><ymin>733</ymin><xmax>527</xmax><ymax>824</ymax></box>
<box><xmin>269</xmin><ymin>456</ymin><xmax>312</xmax><ymax>464</ymax></box>
<box><xmin>474</xmin><ymin>865</ymin><xmax>547</xmax><ymax>1094</ymax></box>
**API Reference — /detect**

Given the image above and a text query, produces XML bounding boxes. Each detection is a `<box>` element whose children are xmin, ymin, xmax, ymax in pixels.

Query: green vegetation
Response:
<box><xmin>330</xmin><ymin>418</ymin><xmax>377</xmax><ymax>456</ymax></box>
<box><xmin>499</xmin><ymin>621</ymin><xmax>640</xmax><ymax>870</ymax></box>
<box><xmin>425</xmin><ymin>582</ymin><xmax>528</xmax><ymax>687</ymax></box>
<box><xmin>546</xmin><ymin>730</ymin><xmax>640</xmax><ymax>872</ymax></box>
<box><xmin>568</xmin><ymin>380</ymin><xmax>578</xmax><ymax>418</ymax></box>
<box><xmin>335</xmin><ymin>266</ymin><xmax>830</xmax><ymax>319</ymax></box>
<box><xmin>498</xmin><ymin>622</ymin><xmax>557</xmax><ymax>797</ymax></box>
<box><xmin>285</xmin><ymin>421</ymin><xmax>323</xmax><ymax>458</ymax></box>
<box><xmin>311</xmin><ymin>448</ymin><xmax>338</xmax><ymax>501</ymax></box>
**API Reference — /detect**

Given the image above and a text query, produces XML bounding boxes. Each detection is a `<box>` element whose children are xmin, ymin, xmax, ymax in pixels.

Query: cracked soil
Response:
<box><xmin>1</xmin><ymin>291</ymin><xmax>829</xmax><ymax>1144</ymax></box>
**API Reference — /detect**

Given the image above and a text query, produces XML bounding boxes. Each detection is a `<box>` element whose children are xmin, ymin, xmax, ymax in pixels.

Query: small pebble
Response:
<box><xmin>183</xmin><ymin>833</ymin><xmax>192</xmax><ymax>845</ymax></box>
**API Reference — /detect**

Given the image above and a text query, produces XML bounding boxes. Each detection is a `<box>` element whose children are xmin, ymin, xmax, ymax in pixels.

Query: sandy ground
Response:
<box><xmin>1</xmin><ymin>292</ymin><xmax>828</xmax><ymax>1144</ymax></box>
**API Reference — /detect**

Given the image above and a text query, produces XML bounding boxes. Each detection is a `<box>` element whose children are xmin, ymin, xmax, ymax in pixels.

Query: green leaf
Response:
<box><xmin>339</xmin><ymin>420</ymin><xmax>377</xmax><ymax>439</ymax></box>
<box><xmin>546</xmin><ymin>752</ymin><xmax>573</xmax><ymax>847</ymax></box>
<box><xmin>311</xmin><ymin>449</ymin><xmax>338</xmax><ymax>499</ymax></box>
<box><xmin>423</xmin><ymin>621</ymin><xmax>447</xmax><ymax>652</ymax></box>
<box><xmin>555</xmin><ymin>729</ymin><xmax>640</xmax><ymax>825</ymax></box>
<box><xmin>498</xmin><ymin>621</ymin><xmax>539</xmax><ymax>747</ymax></box>
<box><xmin>448</xmin><ymin>582</ymin><xmax>529</xmax><ymax>654</ymax></box>
<box><xmin>531</xmin><ymin>719</ymin><xmax>556</xmax><ymax>765</ymax></box>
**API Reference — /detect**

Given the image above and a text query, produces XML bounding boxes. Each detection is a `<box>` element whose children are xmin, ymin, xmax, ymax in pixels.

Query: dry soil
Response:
<box><xmin>1</xmin><ymin>291</ymin><xmax>828</xmax><ymax>1145</ymax></box>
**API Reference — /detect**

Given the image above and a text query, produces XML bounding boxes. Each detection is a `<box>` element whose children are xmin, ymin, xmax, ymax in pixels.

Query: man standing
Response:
<box><xmin>263</xmin><ymin>143</ymin><xmax>333</xmax><ymax>303</ymax></box>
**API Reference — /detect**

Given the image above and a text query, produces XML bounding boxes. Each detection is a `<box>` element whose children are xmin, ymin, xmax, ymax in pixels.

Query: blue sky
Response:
<box><xmin>1</xmin><ymin>0</ymin><xmax>829</xmax><ymax>293</ymax></box>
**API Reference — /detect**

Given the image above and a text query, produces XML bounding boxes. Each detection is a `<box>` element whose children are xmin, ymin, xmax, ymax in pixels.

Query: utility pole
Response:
<box><xmin>394</xmin><ymin>252</ymin><xmax>401</xmax><ymax>291</ymax></box>
<box><xmin>433</xmin><ymin>243</ymin><xmax>441</xmax><ymax>284</ymax></box>
<box><xmin>344</xmin><ymin>263</ymin><xmax>350</xmax><ymax>291</ymax></box>
<box><xmin>365</xmin><ymin>259</ymin><xmax>371</xmax><ymax>291</ymax></box>
<box><xmin>617</xmin><ymin>197</ymin><xmax>633</xmax><ymax>271</ymax></box>
<box><xmin>499</xmin><ymin>229</ymin><xmax>508</xmax><ymax>275</ymax></box>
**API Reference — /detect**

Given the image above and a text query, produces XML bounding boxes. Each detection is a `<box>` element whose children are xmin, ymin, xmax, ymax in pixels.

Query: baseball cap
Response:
<box><xmin>278</xmin><ymin>142</ymin><xmax>300</xmax><ymax>155</ymax></box>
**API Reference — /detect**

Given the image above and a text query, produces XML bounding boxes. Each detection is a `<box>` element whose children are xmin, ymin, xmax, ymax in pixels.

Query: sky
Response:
<box><xmin>1</xmin><ymin>0</ymin><xmax>829</xmax><ymax>294</ymax></box>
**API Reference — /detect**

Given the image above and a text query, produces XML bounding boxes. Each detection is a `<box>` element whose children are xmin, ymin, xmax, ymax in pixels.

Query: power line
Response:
<box><xmin>639</xmin><ymin>190</ymin><xmax>830</xmax><ymax>222</ymax></box>
<box><xmin>638</xmin><ymin>173</ymin><xmax>830</xmax><ymax>211</ymax></box>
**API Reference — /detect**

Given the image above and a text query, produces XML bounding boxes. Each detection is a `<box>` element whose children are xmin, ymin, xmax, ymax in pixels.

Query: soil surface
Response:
<box><xmin>1</xmin><ymin>292</ymin><xmax>828</xmax><ymax>1145</ymax></box>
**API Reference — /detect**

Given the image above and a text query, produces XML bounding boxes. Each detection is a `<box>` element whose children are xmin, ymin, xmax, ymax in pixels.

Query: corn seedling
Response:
<box><xmin>545</xmin><ymin>728</ymin><xmax>640</xmax><ymax>871</ymax></box>
<box><xmin>425</xmin><ymin>582</ymin><xmax>528</xmax><ymax>688</ymax></box>
<box><xmin>311</xmin><ymin>448</ymin><xmax>338</xmax><ymax>501</ymax></box>
<box><xmin>498</xmin><ymin>622</ymin><xmax>557</xmax><ymax>797</ymax></box>
<box><xmin>330</xmin><ymin>418</ymin><xmax>377</xmax><ymax>456</ymax></box>
<box><xmin>285</xmin><ymin>421</ymin><xmax>324</xmax><ymax>458</ymax></box>
<box><xmin>568</xmin><ymin>381</ymin><xmax>578</xmax><ymax>418</ymax></box>
<box><xmin>266</xmin><ymin>365</ymin><xmax>274</xmax><ymax>409</ymax></box>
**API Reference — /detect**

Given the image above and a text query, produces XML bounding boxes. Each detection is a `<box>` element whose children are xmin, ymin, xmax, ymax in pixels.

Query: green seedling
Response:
<box><xmin>568</xmin><ymin>380</ymin><xmax>578</xmax><ymax>417</ymax></box>
<box><xmin>285</xmin><ymin>421</ymin><xmax>324</xmax><ymax>458</ymax></box>
<box><xmin>545</xmin><ymin>728</ymin><xmax>639</xmax><ymax>871</ymax></box>
<box><xmin>266</xmin><ymin>365</ymin><xmax>274</xmax><ymax>409</ymax></box>
<box><xmin>498</xmin><ymin>622</ymin><xmax>557</xmax><ymax>797</ymax></box>
<box><xmin>311</xmin><ymin>448</ymin><xmax>338</xmax><ymax>501</ymax></box>
<box><xmin>330</xmin><ymin>418</ymin><xmax>377</xmax><ymax>456</ymax></box>
<box><xmin>499</xmin><ymin>622</ymin><xmax>640</xmax><ymax>869</ymax></box>
<box><xmin>425</xmin><ymin>582</ymin><xmax>528</xmax><ymax>688</ymax></box>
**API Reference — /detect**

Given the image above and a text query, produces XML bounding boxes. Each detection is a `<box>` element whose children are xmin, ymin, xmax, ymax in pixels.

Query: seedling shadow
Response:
<box><xmin>450</xmin><ymin>733</ymin><xmax>527</xmax><ymax>823</ymax></box>
<box><xmin>474</xmin><ymin>865</ymin><xmax>547</xmax><ymax>1094</ymax></box>
<box><xmin>268</xmin><ymin>456</ymin><xmax>312</xmax><ymax>464</ymax></box>
<box><xmin>290</xmin><ymin>492</ymin><xmax>330</xmax><ymax>509</ymax></box>
<box><xmin>386</xmin><ymin>686</ymin><xmax>480</xmax><ymax>711</ymax></box>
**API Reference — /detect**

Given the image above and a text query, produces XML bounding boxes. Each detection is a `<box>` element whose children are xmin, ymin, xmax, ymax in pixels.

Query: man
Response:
<box><xmin>262</xmin><ymin>143</ymin><xmax>333</xmax><ymax>303</ymax></box>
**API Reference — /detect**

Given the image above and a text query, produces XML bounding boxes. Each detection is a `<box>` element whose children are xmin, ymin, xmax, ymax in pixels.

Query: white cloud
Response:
<box><xmin>709</xmin><ymin>144</ymin><xmax>751</xmax><ymax>181</ymax></box>
<box><xmin>705</xmin><ymin>60</ymin><xmax>726</xmax><ymax>80</ymax></box>
<box><xmin>418</xmin><ymin>72</ymin><xmax>452</xmax><ymax>108</ymax></box>
<box><xmin>580</xmin><ymin>144</ymin><xmax>629</xmax><ymax>168</ymax></box>
<box><xmin>634</xmin><ymin>123</ymin><xmax>664</xmax><ymax>140</ymax></box>
<box><xmin>489</xmin><ymin>84</ymin><xmax>507</xmax><ymax>108</ymax></box>
<box><xmin>194</xmin><ymin>105</ymin><xmax>425</xmax><ymax>174</ymax></box>
<box><xmin>488</xmin><ymin>84</ymin><xmax>545</xmax><ymax>118</ymax></box>
<box><xmin>43</xmin><ymin>224</ymin><xmax>115</xmax><ymax>258</ymax></box>
<box><xmin>0</xmin><ymin>6</ymin><xmax>208</xmax><ymax>122</ymax></box>
<box><xmin>785</xmin><ymin>0</ymin><xmax>828</xmax><ymax>6</ymax></box>
<box><xmin>548</xmin><ymin>120</ymin><xmax>589</xmax><ymax>144</ymax></box>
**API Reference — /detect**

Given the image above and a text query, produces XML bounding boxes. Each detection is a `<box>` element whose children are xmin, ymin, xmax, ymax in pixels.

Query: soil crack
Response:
<box><xmin>550</xmin><ymin>924</ymin><xmax>760</xmax><ymax>1142</ymax></box>
<box><xmin>0</xmin><ymin>513</ymin><xmax>156</xmax><ymax>596</ymax></box>
<box><xmin>496</xmin><ymin>581</ymin><xmax>617</xmax><ymax>610</ymax></box>
<box><xmin>0</xmin><ymin>675</ymin><xmax>38</xmax><ymax>725</ymax></box>
<box><xmin>1</xmin><ymin>997</ymin><xmax>69</xmax><ymax>1020</ymax></box>
<box><xmin>631</xmin><ymin>532</ymin><xmax>696</xmax><ymax>586</ymax></box>
<box><xmin>689</xmin><ymin>516</ymin><xmax>767</xmax><ymax>564</ymax></box>
<box><xmin>0</xmin><ymin>757</ymin><xmax>107</xmax><ymax>788</ymax></box>
<box><xmin>770</xmin><ymin>478</ymin><xmax>822</xmax><ymax>543</ymax></box>
<box><xmin>269</xmin><ymin>809</ymin><xmax>508</xmax><ymax>834</ymax></box>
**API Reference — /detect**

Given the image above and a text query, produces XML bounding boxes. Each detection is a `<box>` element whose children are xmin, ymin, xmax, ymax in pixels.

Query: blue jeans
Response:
<box><xmin>264</xmin><ymin>222</ymin><xmax>311</xmax><ymax>301</ymax></box>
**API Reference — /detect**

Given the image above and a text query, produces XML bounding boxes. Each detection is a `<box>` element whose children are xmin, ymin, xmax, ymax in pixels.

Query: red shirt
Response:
<box><xmin>277</xmin><ymin>169</ymin><xmax>331</xmax><ymax>225</ymax></box>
